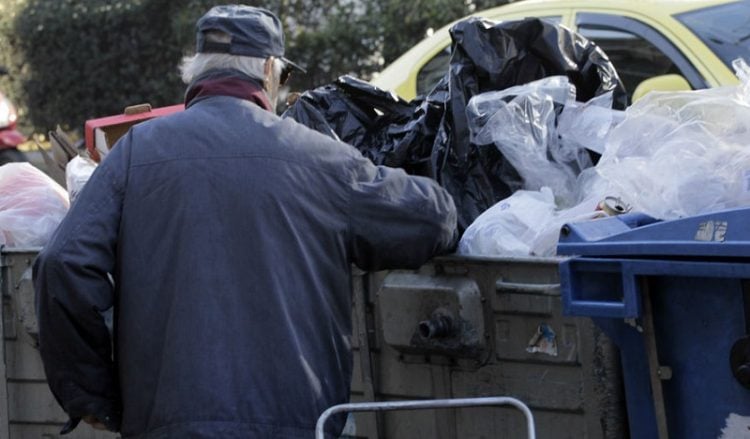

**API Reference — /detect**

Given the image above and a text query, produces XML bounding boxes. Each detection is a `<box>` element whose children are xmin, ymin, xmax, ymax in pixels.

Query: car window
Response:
<box><xmin>416</xmin><ymin>47</ymin><xmax>451</xmax><ymax>97</ymax></box>
<box><xmin>675</xmin><ymin>1</ymin><xmax>750</xmax><ymax>71</ymax></box>
<box><xmin>577</xmin><ymin>26</ymin><xmax>681</xmax><ymax>98</ymax></box>
<box><xmin>415</xmin><ymin>16</ymin><xmax>563</xmax><ymax>97</ymax></box>
<box><xmin>576</xmin><ymin>13</ymin><xmax>706</xmax><ymax>102</ymax></box>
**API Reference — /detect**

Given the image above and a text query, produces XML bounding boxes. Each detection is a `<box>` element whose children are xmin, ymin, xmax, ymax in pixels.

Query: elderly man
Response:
<box><xmin>34</xmin><ymin>4</ymin><xmax>457</xmax><ymax>439</ymax></box>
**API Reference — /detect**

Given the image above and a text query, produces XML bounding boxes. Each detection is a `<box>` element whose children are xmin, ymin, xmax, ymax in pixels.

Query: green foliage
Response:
<box><xmin>0</xmin><ymin>0</ymin><xmax>32</xmax><ymax>133</ymax></box>
<box><xmin>0</xmin><ymin>0</ymin><xmax>509</xmax><ymax>135</ymax></box>
<box><xmin>286</xmin><ymin>2</ymin><xmax>381</xmax><ymax>88</ymax></box>
<box><xmin>371</xmin><ymin>0</ymin><xmax>470</xmax><ymax>65</ymax></box>
<box><xmin>11</xmin><ymin>0</ymin><xmax>186</xmax><ymax>132</ymax></box>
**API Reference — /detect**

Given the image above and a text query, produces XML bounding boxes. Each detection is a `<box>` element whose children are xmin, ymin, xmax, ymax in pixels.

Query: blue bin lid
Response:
<box><xmin>557</xmin><ymin>207</ymin><xmax>750</xmax><ymax>258</ymax></box>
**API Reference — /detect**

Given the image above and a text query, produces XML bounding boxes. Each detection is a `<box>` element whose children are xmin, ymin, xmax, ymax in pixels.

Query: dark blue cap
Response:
<box><xmin>196</xmin><ymin>5</ymin><xmax>304</xmax><ymax>73</ymax></box>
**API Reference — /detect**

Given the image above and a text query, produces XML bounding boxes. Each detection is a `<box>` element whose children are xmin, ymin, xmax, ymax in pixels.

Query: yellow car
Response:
<box><xmin>371</xmin><ymin>0</ymin><xmax>749</xmax><ymax>103</ymax></box>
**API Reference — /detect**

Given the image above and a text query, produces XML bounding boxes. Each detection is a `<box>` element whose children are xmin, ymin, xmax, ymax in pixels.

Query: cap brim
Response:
<box><xmin>281</xmin><ymin>57</ymin><xmax>306</xmax><ymax>74</ymax></box>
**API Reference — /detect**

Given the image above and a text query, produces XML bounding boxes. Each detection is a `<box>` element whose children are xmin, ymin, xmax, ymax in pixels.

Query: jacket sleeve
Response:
<box><xmin>348</xmin><ymin>154</ymin><xmax>458</xmax><ymax>271</ymax></box>
<box><xmin>33</xmin><ymin>134</ymin><xmax>132</xmax><ymax>432</ymax></box>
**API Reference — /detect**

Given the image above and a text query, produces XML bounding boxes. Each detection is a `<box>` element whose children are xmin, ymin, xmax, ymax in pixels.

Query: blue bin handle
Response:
<box><xmin>560</xmin><ymin>259</ymin><xmax>643</xmax><ymax>319</ymax></box>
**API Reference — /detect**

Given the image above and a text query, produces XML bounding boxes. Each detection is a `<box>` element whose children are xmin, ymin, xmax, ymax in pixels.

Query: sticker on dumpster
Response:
<box><xmin>526</xmin><ymin>323</ymin><xmax>558</xmax><ymax>356</ymax></box>
<box><xmin>695</xmin><ymin>221</ymin><xmax>728</xmax><ymax>242</ymax></box>
<box><xmin>719</xmin><ymin>413</ymin><xmax>750</xmax><ymax>439</ymax></box>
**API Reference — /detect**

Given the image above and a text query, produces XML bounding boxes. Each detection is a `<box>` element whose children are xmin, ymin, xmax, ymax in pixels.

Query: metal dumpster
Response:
<box><xmin>348</xmin><ymin>256</ymin><xmax>626</xmax><ymax>438</ymax></box>
<box><xmin>559</xmin><ymin>208</ymin><xmax>750</xmax><ymax>439</ymax></box>
<box><xmin>2</xmin><ymin>248</ymin><xmax>624</xmax><ymax>438</ymax></box>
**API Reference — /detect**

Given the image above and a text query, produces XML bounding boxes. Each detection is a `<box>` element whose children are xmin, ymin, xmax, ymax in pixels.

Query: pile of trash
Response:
<box><xmin>460</xmin><ymin>58</ymin><xmax>750</xmax><ymax>257</ymax></box>
<box><xmin>284</xmin><ymin>18</ymin><xmax>626</xmax><ymax>231</ymax></box>
<box><xmin>0</xmin><ymin>128</ymin><xmax>96</xmax><ymax>248</ymax></box>
<box><xmin>581</xmin><ymin>58</ymin><xmax>750</xmax><ymax>221</ymax></box>
<box><xmin>286</xmin><ymin>17</ymin><xmax>750</xmax><ymax>257</ymax></box>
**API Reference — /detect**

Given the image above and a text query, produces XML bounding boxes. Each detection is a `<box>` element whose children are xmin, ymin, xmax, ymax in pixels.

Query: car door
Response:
<box><xmin>574</xmin><ymin>12</ymin><xmax>709</xmax><ymax>104</ymax></box>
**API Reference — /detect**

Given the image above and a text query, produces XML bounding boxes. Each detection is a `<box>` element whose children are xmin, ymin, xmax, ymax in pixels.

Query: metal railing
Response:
<box><xmin>315</xmin><ymin>396</ymin><xmax>536</xmax><ymax>439</ymax></box>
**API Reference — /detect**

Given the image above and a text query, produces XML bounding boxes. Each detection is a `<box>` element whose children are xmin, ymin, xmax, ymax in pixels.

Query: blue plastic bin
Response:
<box><xmin>558</xmin><ymin>208</ymin><xmax>750</xmax><ymax>438</ymax></box>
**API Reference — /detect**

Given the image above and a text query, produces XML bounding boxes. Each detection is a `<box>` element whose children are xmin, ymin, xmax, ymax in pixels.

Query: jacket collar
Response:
<box><xmin>184</xmin><ymin>69</ymin><xmax>272</xmax><ymax>112</ymax></box>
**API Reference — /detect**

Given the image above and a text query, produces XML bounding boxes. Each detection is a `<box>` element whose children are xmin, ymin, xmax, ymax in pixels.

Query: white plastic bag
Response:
<box><xmin>0</xmin><ymin>163</ymin><xmax>69</xmax><ymax>247</ymax></box>
<box><xmin>458</xmin><ymin>187</ymin><xmax>604</xmax><ymax>257</ymax></box>
<box><xmin>580</xmin><ymin>58</ymin><xmax>750</xmax><ymax>220</ymax></box>
<box><xmin>65</xmin><ymin>155</ymin><xmax>97</xmax><ymax>203</ymax></box>
<box><xmin>458</xmin><ymin>188</ymin><xmax>557</xmax><ymax>256</ymax></box>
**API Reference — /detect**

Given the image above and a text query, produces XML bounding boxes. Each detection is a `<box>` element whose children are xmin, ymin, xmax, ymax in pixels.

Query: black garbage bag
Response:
<box><xmin>282</xmin><ymin>76</ymin><xmax>415</xmax><ymax>166</ymax></box>
<box><xmin>430</xmin><ymin>18</ymin><xmax>626</xmax><ymax>229</ymax></box>
<box><xmin>284</xmin><ymin>17</ymin><xmax>626</xmax><ymax>230</ymax></box>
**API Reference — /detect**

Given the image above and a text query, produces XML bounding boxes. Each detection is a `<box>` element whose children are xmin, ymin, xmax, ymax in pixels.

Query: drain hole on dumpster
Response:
<box><xmin>419</xmin><ymin>314</ymin><xmax>454</xmax><ymax>339</ymax></box>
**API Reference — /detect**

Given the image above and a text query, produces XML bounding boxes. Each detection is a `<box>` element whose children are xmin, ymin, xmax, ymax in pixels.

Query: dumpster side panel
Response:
<box><xmin>349</xmin><ymin>258</ymin><xmax>626</xmax><ymax>438</ymax></box>
<box><xmin>6</xmin><ymin>249</ymin><xmax>625</xmax><ymax>438</ymax></box>
<box><xmin>1</xmin><ymin>250</ymin><xmax>117</xmax><ymax>439</ymax></box>
<box><xmin>455</xmin><ymin>406</ymin><xmax>585</xmax><ymax>439</ymax></box>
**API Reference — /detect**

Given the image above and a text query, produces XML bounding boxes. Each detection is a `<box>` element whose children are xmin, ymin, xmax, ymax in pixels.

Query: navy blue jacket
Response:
<box><xmin>34</xmin><ymin>86</ymin><xmax>457</xmax><ymax>438</ymax></box>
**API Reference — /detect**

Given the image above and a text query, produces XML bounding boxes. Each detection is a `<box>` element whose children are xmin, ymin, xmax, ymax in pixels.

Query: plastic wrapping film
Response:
<box><xmin>579</xmin><ymin>58</ymin><xmax>750</xmax><ymax>220</ymax></box>
<box><xmin>466</xmin><ymin>76</ymin><xmax>611</xmax><ymax>207</ymax></box>
<box><xmin>284</xmin><ymin>18</ymin><xmax>625</xmax><ymax>230</ymax></box>
<box><xmin>557</xmin><ymin>91</ymin><xmax>625</xmax><ymax>156</ymax></box>
<box><xmin>0</xmin><ymin>162</ymin><xmax>69</xmax><ymax>247</ymax></box>
<box><xmin>65</xmin><ymin>155</ymin><xmax>98</xmax><ymax>204</ymax></box>
<box><xmin>461</xmin><ymin>59</ymin><xmax>750</xmax><ymax>256</ymax></box>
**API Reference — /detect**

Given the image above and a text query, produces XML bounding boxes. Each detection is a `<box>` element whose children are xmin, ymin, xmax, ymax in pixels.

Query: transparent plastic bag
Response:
<box><xmin>580</xmin><ymin>58</ymin><xmax>750</xmax><ymax>220</ymax></box>
<box><xmin>466</xmin><ymin>76</ymin><xmax>619</xmax><ymax>207</ymax></box>
<box><xmin>557</xmin><ymin>92</ymin><xmax>626</xmax><ymax>155</ymax></box>
<box><xmin>0</xmin><ymin>163</ymin><xmax>69</xmax><ymax>247</ymax></box>
<box><xmin>65</xmin><ymin>155</ymin><xmax>97</xmax><ymax>204</ymax></box>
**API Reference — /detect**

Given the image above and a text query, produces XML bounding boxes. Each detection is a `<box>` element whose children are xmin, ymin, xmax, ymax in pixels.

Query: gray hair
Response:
<box><xmin>180</xmin><ymin>31</ymin><xmax>283</xmax><ymax>84</ymax></box>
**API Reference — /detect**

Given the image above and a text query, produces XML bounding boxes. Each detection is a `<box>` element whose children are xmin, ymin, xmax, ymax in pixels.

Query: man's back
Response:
<box><xmin>35</xmin><ymin>94</ymin><xmax>457</xmax><ymax>438</ymax></box>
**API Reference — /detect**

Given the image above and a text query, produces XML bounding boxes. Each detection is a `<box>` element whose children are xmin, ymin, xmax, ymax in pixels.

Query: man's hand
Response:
<box><xmin>82</xmin><ymin>415</ymin><xmax>107</xmax><ymax>431</ymax></box>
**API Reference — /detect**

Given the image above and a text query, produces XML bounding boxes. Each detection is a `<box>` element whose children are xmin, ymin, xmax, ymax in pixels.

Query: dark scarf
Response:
<box><xmin>184</xmin><ymin>69</ymin><xmax>272</xmax><ymax>112</ymax></box>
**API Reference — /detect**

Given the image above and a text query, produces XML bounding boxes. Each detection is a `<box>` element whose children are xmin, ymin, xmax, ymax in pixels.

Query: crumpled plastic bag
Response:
<box><xmin>65</xmin><ymin>155</ymin><xmax>97</xmax><ymax>204</ymax></box>
<box><xmin>285</xmin><ymin>18</ymin><xmax>625</xmax><ymax>230</ymax></box>
<box><xmin>0</xmin><ymin>163</ymin><xmax>69</xmax><ymax>247</ymax></box>
<box><xmin>282</xmin><ymin>76</ymin><xmax>416</xmax><ymax>168</ymax></box>
<box><xmin>427</xmin><ymin>18</ymin><xmax>624</xmax><ymax>230</ymax></box>
<box><xmin>557</xmin><ymin>91</ymin><xmax>626</xmax><ymax>156</ymax></box>
<box><xmin>466</xmin><ymin>76</ymin><xmax>620</xmax><ymax>207</ymax></box>
<box><xmin>460</xmin><ymin>59</ymin><xmax>750</xmax><ymax>257</ymax></box>
<box><xmin>458</xmin><ymin>187</ymin><xmax>602</xmax><ymax>257</ymax></box>
<box><xmin>580</xmin><ymin>58</ymin><xmax>750</xmax><ymax>220</ymax></box>
<box><xmin>458</xmin><ymin>188</ymin><xmax>557</xmax><ymax>256</ymax></box>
